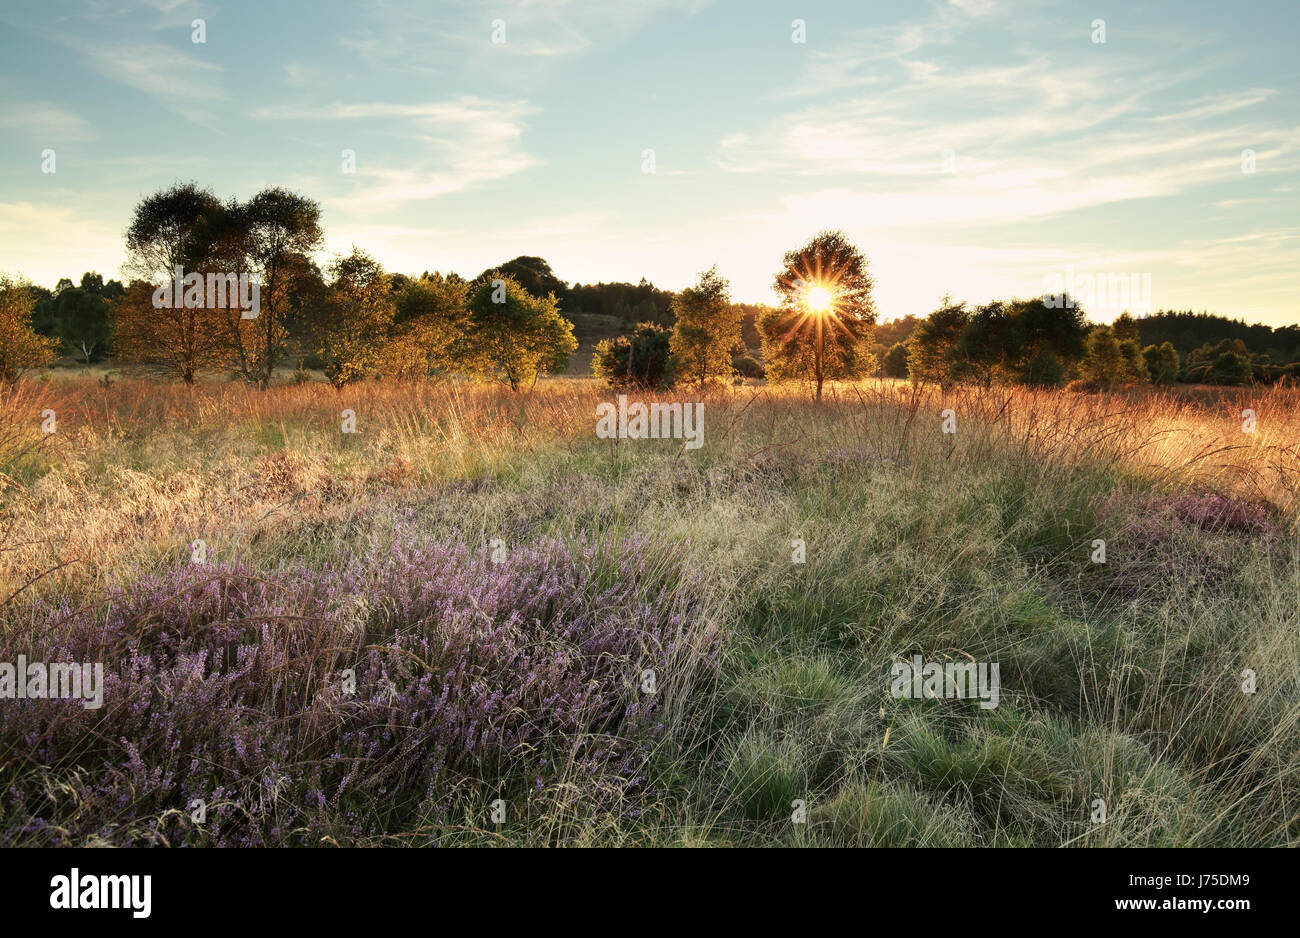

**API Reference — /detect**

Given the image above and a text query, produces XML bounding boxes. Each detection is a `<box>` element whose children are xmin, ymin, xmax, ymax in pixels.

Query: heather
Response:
<box><xmin>1</xmin><ymin>533</ymin><xmax>717</xmax><ymax>845</ymax></box>
<box><xmin>2</xmin><ymin>376</ymin><xmax>1298</xmax><ymax>846</ymax></box>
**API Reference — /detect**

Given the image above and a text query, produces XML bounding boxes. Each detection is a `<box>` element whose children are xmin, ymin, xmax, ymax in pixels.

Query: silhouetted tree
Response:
<box><xmin>908</xmin><ymin>297</ymin><xmax>968</xmax><ymax>389</ymax></box>
<box><xmin>1142</xmin><ymin>342</ymin><xmax>1181</xmax><ymax>384</ymax></box>
<box><xmin>763</xmin><ymin>230</ymin><xmax>876</xmax><ymax>400</ymax></box>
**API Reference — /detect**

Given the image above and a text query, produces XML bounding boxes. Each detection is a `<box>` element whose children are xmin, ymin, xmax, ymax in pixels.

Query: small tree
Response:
<box><xmin>763</xmin><ymin>230</ymin><xmax>876</xmax><ymax>401</ymax></box>
<box><xmin>1080</xmin><ymin>326</ymin><xmax>1128</xmax><ymax>388</ymax></box>
<box><xmin>1143</xmin><ymin>341</ymin><xmax>1180</xmax><ymax>384</ymax></box>
<box><xmin>311</xmin><ymin>249</ymin><xmax>396</xmax><ymax>389</ymax></box>
<box><xmin>958</xmin><ymin>301</ymin><xmax>1013</xmax><ymax>386</ymax></box>
<box><xmin>56</xmin><ymin>287</ymin><xmax>110</xmax><ymax>363</ymax></box>
<box><xmin>882</xmin><ymin>341</ymin><xmax>909</xmax><ymax>378</ymax></box>
<box><xmin>239</xmin><ymin>188</ymin><xmax>325</xmax><ymax>388</ymax></box>
<box><xmin>1208</xmin><ymin>351</ymin><xmax>1251</xmax><ymax>385</ymax></box>
<box><xmin>1111</xmin><ymin>312</ymin><xmax>1141</xmax><ymax>343</ymax></box>
<box><xmin>1119</xmin><ymin>339</ymin><xmax>1149</xmax><ymax>383</ymax></box>
<box><xmin>462</xmin><ymin>275</ymin><xmax>577</xmax><ymax>390</ymax></box>
<box><xmin>118</xmin><ymin>182</ymin><xmax>227</xmax><ymax>383</ymax></box>
<box><xmin>669</xmin><ymin>265</ymin><xmax>738</xmax><ymax>392</ymax></box>
<box><xmin>593</xmin><ymin>322</ymin><xmax>675</xmax><ymax>390</ymax></box>
<box><xmin>112</xmin><ymin>279</ymin><xmax>227</xmax><ymax>383</ymax></box>
<box><xmin>0</xmin><ymin>276</ymin><xmax>58</xmax><ymax>385</ymax></box>
<box><xmin>387</xmin><ymin>272</ymin><xmax>470</xmax><ymax>379</ymax></box>
<box><xmin>907</xmin><ymin>297</ymin><xmax>968</xmax><ymax>389</ymax></box>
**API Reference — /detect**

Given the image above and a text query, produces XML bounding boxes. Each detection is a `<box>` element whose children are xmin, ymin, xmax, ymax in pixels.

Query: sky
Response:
<box><xmin>0</xmin><ymin>0</ymin><xmax>1297</xmax><ymax>324</ymax></box>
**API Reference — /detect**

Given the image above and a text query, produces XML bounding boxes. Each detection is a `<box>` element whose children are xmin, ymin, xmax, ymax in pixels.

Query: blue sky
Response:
<box><xmin>1</xmin><ymin>0</ymin><xmax>1297</xmax><ymax>323</ymax></box>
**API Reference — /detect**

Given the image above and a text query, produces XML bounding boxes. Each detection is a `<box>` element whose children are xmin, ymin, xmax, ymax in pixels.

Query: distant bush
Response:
<box><xmin>881</xmin><ymin>341</ymin><xmax>909</xmax><ymax>378</ymax></box>
<box><xmin>732</xmin><ymin>351</ymin><xmax>765</xmax><ymax>379</ymax></box>
<box><xmin>592</xmin><ymin>321</ymin><xmax>675</xmax><ymax>390</ymax></box>
<box><xmin>1208</xmin><ymin>351</ymin><xmax>1252</xmax><ymax>385</ymax></box>
<box><xmin>1021</xmin><ymin>347</ymin><xmax>1066</xmax><ymax>388</ymax></box>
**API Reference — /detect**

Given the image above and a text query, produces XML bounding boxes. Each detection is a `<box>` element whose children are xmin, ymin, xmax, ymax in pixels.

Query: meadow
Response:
<box><xmin>1</xmin><ymin>374</ymin><xmax>1297</xmax><ymax>846</ymax></box>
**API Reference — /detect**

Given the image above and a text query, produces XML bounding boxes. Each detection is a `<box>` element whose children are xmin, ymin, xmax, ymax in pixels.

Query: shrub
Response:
<box><xmin>0</xmin><ymin>534</ymin><xmax>717</xmax><ymax>845</ymax></box>
<box><xmin>732</xmin><ymin>351</ymin><xmax>765</xmax><ymax>380</ymax></box>
<box><xmin>592</xmin><ymin>321</ymin><xmax>675</xmax><ymax>390</ymax></box>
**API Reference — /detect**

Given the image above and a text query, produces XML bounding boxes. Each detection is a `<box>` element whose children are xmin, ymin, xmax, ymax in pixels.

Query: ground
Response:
<box><xmin>1</xmin><ymin>375</ymin><xmax>1296</xmax><ymax>846</ymax></box>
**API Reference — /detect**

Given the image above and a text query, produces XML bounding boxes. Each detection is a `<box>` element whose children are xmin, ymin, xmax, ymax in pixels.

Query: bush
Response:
<box><xmin>732</xmin><ymin>351</ymin><xmax>765</xmax><ymax>380</ymax></box>
<box><xmin>1021</xmin><ymin>347</ymin><xmax>1066</xmax><ymax>388</ymax></box>
<box><xmin>592</xmin><ymin>321</ymin><xmax>675</xmax><ymax>390</ymax></box>
<box><xmin>882</xmin><ymin>342</ymin><xmax>909</xmax><ymax>378</ymax></box>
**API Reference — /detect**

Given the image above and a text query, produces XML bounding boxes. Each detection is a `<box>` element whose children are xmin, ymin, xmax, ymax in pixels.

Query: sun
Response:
<box><xmin>805</xmin><ymin>284</ymin><xmax>834</xmax><ymax>312</ymax></box>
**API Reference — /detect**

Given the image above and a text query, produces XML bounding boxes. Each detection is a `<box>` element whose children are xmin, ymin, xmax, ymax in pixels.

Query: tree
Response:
<box><xmin>310</xmin><ymin>249</ymin><xmax>396</xmax><ymax>389</ymax></box>
<box><xmin>882</xmin><ymin>341</ymin><xmax>909</xmax><ymax>378</ymax></box>
<box><xmin>386</xmin><ymin>272</ymin><xmax>470</xmax><ymax>379</ymax></box>
<box><xmin>118</xmin><ymin>182</ymin><xmax>226</xmax><ymax>383</ymax></box>
<box><xmin>478</xmin><ymin>257</ymin><xmax>566</xmax><ymax>304</ymax></box>
<box><xmin>669</xmin><ymin>265</ymin><xmax>738</xmax><ymax>392</ymax></box>
<box><xmin>1006</xmin><ymin>296</ymin><xmax>1089</xmax><ymax>383</ymax></box>
<box><xmin>461</xmin><ymin>275</ymin><xmax>577</xmax><ymax>391</ymax></box>
<box><xmin>592</xmin><ymin>322</ymin><xmax>675</xmax><ymax>390</ymax></box>
<box><xmin>958</xmin><ymin>301</ymin><xmax>1013</xmax><ymax>386</ymax></box>
<box><xmin>239</xmin><ymin>188</ymin><xmax>325</xmax><ymax>387</ymax></box>
<box><xmin>763</xmin><ymin>230</ymin><xmax>876</xmax><ymax>400</ymax></box>
<box><xmin>1143</xmin><ymin>342</ymin><xmax>1180</xmax><ymax>384</ymax></box>
<box><xmin>124</xmin><ymin>181</ymin><xmax>222</xmax><ymax>283</ymax></box>
<box><xmin>1119</xmin><ymin>339</ymin><xmax>1149</xmax><ymax>383</ymax></box>
<box><xmin>1186</xmin><ymin>338</ymin><xmax>1252</xmax><ymax>384</ymax></box>
<box><xmin>908</xmin><ymin>297</ymin><xmax>968</xmax><ymax>389</ymax></box>
<box><xmin>29</xmin><ymin>286</ymin><xmax>58</xmax><ymax>337</ymax></box>
<box><xmin>1208</xmin><ymin>351</ymin><xmax>1251</xmax><ymax>385</ymax></box>
<box><xmin>111</xmin><ymin>280</ymin><xmax>227</xmax><ymax>383</ymax></box>
<box><xmin>0</xmin><ymin>276</ymin><xmax>58</xmax><ymax>385</ymax></box>
<box><xmin>187</xmin><ymin>189</ymin><xmax>323</xmax><ymax>387</ymax></box>
<box><xmin>1112</xmin><ymin>312</ymin><xmax>1140</xmax><ymax>343</ymax></box>
<box><xmin>1079</xmin><ymin>326</ymin><xmax>1132</xmax><ymax>388</ymax></box>
<box><xmin>55</xmin><ymin>287</ymin><xmax>110</xmax><ymax>363</ymax></box>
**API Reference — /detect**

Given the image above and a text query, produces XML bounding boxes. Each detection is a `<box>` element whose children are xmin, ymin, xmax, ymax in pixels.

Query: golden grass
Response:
<box><xmin>3</xmin><ymin>375</ymin><xmax>1299</xmax><ymax>608</ymax></box>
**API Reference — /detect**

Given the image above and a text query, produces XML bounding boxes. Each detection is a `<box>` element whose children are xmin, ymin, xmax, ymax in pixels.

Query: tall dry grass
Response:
<box><xmin>2</xmin><ymin>373</ymin><xmax>1297</xmax><ymax>845</ymax></box>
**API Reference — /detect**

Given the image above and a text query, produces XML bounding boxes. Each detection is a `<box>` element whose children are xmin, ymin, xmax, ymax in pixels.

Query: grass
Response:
<box><xmin>2</xmin><ymin>374</ymin><xmax>1297</xmax><ymax>846</ymax></box>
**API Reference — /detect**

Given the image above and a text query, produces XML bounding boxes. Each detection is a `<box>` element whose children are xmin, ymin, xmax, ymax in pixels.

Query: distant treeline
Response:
<box><xmin>4</xmin><ymin>180</ymin><xmax>1297</xmax><ymax>394</ymax></box>
<box><xmin>877</xmin><ymin>303</ymin><xmax>1300</xmax><ymax>389</ymax></box>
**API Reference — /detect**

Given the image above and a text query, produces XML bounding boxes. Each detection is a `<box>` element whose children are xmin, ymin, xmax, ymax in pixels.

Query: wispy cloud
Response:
<box><xmin>0</xmin><ymin>100</ymin><xmax>96</xmax><ymax>141</ymax></box>
<box><xmin>251</xmin><ymin>97</ymin><xmax>539</xmax><ymax>205</ymax></box>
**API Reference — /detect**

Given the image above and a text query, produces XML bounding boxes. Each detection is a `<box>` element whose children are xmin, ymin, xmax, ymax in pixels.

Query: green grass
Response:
<box><xmin>3</xmin><ymin>376</ymin><xmax>1297</xmax><ymax>845</ymax></box>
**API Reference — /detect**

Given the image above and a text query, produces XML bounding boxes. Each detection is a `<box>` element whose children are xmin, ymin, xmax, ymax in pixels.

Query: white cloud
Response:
<box><xmin>252</xmin><ymin>97</ymin><xmax>539</xmax><ymax>206</ymax></box>
<box><xmin>0</xmin><ymin>101</ymin><xmax>96</xmax><ymax>142</ymax></box>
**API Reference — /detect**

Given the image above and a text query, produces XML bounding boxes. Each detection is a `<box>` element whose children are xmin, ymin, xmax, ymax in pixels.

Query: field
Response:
<box><xmin>2</xmin><ymin>375</ymin><xmax>1298</xmax><ymax>846</ymax></box>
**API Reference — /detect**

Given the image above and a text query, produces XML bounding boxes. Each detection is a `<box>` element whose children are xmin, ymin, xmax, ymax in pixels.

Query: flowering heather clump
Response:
<box><xmin>1092</xmin><ymin>490</ymin><xmax>1275</xmax><ymax>601</ymax></box>
<box><xmin>1164</xmin><ymin>492</ymin><xmax>1276</xmax><ymax>535</ymax></box>
<box><xmin>0</xmin><ymin>534</ymin><xmax>716</xmax><ymax>846</ymax></box>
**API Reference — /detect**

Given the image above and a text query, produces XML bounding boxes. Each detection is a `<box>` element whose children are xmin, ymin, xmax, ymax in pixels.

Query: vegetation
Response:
<box><xmin>592</xmin><ymin>321</ymin><xmax>675</xmax><ymax>390</ymax></box>
<box><xmin>760</xmin><ymin>230</ymin><xmax>877</xmax><ymax>401</ymax></box>
<box><xmin>669</xmin><ymin>266</ymin><xmax>739</xmax><ymax>392</ymax></box>
<box><xmin>3</xmin><ymin>181</ymin><xmax>1299</xmax><ymax>849</ymax></box>
<box><xmin>2</xmin><ymin>378</ymin><xmax>1297</xmax><ymax>846</ymax></box>
<box><xmin>0</xmin><ymin>275</ymin><xmax>58</xmax><ymax>385</ymax></box>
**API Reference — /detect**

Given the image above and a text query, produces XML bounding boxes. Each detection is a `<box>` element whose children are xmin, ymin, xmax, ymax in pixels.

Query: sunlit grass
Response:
<box><xmin>2</xmin><ymin>374</ymin><xmax>1297</xmax><ymax>845</ymax></box>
